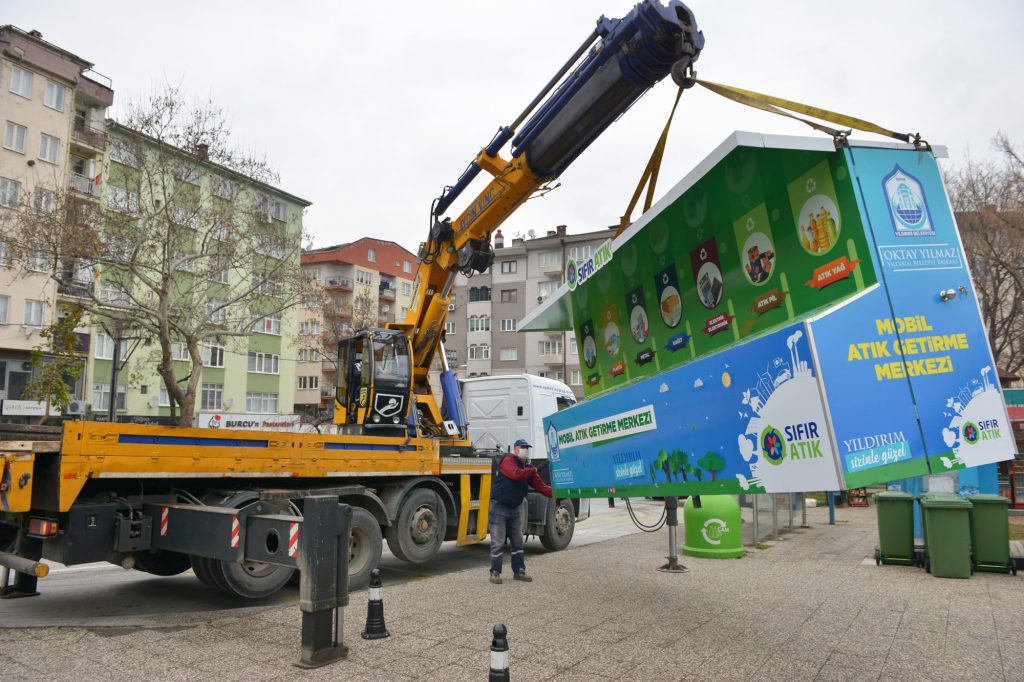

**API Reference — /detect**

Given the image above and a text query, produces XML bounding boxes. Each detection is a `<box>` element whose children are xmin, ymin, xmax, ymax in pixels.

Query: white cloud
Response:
<box><xmin>693</xmin><ymin>378</ymin><xmax>704</xmax><ymax>388</ymax></box>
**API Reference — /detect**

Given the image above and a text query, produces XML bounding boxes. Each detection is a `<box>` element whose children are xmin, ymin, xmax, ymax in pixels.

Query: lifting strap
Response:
<box><xmin>616</xmin><ymin>77</ymin><xmax>925</xmax><ymax>240</ymax></box>
<box><xmin>693</xmin><ymin>78</ymin><xmax>924</xmax><ymax>147</ymax></box>
<box><xmin>616</xmin><ymin>87</ymin><xmax>685</xmax><ymax>238</ymax></box>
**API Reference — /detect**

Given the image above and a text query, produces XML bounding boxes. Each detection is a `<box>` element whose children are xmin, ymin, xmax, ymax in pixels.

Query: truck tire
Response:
<box><xmin>133</xmin><ymin>550</ymin><xmax>192</xmax><ymax>576</ymax></box>
<box><xmin>385</xmin><ymin>488</ymin><xmax>447</xmax><ymax>563</ymax></box>
<box><xmin>211</xmin><ymin>496</ymin><xmax>296</xmax><ymax>599</ymax></box>
<box><xmin>540</xmin><ymin>499</ymin><xmax>575</xmax><ymax>551</ymax></box>
<box><xmin>348</xmin><ymin>507</ymin><xmax>383</xmax><ymax>590</ymax></box>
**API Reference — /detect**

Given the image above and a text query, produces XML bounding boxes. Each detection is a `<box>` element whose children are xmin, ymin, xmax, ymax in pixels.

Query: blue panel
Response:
<box><xmin>323</xmin><ymin>442</ymin><xmax>416</xmax><ymax>452</ymax></box>
<box><xmin>118</xmin><ymin>434</ymin><xmax>268</xmax><ymax>448</ymax></box>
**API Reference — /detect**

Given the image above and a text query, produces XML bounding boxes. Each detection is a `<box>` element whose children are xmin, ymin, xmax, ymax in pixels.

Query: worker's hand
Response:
<box><xmin>524</xmin><ymin>466</ymin><xmax>538</xmax><ymax>476</ymax></box>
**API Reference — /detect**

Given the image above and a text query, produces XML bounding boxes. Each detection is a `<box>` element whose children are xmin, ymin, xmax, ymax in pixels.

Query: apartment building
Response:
<box><xmin>0</xmin><ymin>26</ymin><xmax>113</xmax><ymax>412</ymax></box>
<box><xmin>446</xmin><ymin>225</ymin><xmax>615</xmax><ymax>399</ymax></box>
<box><xmin>297</xmin><ymin>238</ymin><xmax>417</xmax><ymax>414</ymax></box>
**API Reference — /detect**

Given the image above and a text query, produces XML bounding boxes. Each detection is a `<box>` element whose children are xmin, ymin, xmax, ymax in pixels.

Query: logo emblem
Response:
<box><xmin>374</xmin><ymin>393</ymin><xmax>404</xmax><ymax>418</ymax></box>
<box><xmin>565</xmin><ymin>259</ymin><xmax>578</xmax><ymax>291</ymax></box>
<box><xmin>207</xmin><ymin>414</ymin><xmax>222</xmax><ymax>429</ymax></box>
<box><xmin>963</xmin><ymin>421</ymin><xmax>979</xmax><ymax>445</ymax></box>
<box><xmin>701</xmin><ymin>518</ymin><xmax>728</xmax><ymax>545</ymax></box>
<box><xmin>760</xmin><ymin>425</ymin><xmax>786</xmax><ymax>466</ymax></box>
<box><xmin>547</xmin><ymin>423</ymin><xmax>560</xmax><ymax>461</ymax></box>
<box><xmin>883</xmin><ymin>165</ymin><xmax>934</xmax><ymax>237</ymax></box>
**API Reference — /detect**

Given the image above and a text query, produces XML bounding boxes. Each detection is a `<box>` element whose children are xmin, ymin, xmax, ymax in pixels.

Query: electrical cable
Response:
<box><xmin>624</xmin><ymin>497</ymin><xmax>666</xmax><ymax>532</ymax></box>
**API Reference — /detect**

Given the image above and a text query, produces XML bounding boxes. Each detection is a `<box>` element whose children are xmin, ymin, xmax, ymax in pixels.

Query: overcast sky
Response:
<box><xmin>12</xmin><ymin>1</ymin><xmax>1024</xmax><ymax>253</ymax></box>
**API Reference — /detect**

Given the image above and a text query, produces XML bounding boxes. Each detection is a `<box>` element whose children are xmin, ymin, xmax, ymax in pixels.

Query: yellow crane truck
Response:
<box><xmin>0</xmin><ymin>0</ymin><xmax>704</xmax><ymax>600</ymax></box>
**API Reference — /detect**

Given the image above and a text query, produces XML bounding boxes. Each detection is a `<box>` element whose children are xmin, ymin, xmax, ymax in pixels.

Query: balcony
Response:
<box><xmin>71</xmin><ymin>120</ymin><xmax>107</xmax><ymax>154</ymax></box>
<box><xmin>69</xmin><ymin>173</ymin><xmax>100</xmax><ymax>199</ymax></box>
<box><xmin>378</xmin><ymin>285</ymin><xmax>396</xmax><ymax>301</ymax></box>
<box><xmin>322</xmin><ymin>360</ymin><xmax>337</xmax><ymax>372</ymax></box>
<box><xmin>325</xmin><ymin>277</ymin><xmax>353</xmax><ymax>291</ymax></box>
<box><xmin>57</xmin><ymin>278</ymin><xmax>93</xmax><ymax>299</ymax></box>
<box><xmin>76</xmin><ymin>69</ymin><xmax>114</xmax><ymax>107</ymax></box>
<box><xmin>540</xmin><ymin>351</ymin><xmax>564</xmax><ymax>365</ymax></box>
<box><xmin>540</xmin><ymin>260</ymin><xmax>564</xmax><ymax>277</ymax></box>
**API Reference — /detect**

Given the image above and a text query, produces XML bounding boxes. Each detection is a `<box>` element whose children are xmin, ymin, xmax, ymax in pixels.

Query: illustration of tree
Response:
<box><xmin>657</xmin><ymin>449</ymin><xmax>672</xmax><ymax>482</ymax></box>
<box><xmin>671</xmin><ymin>450</ymin><xmax>690</xmax><ymax>482</ymax></box>
<box><xmin>697</xmin><ymin>451</ymin><xmax>726</xmax><ymax>481</ymax></box>
<box><xmin>692</xmin><ymin>467</ymin><xmax>704</xmax><ymax>482</ymax></box>
<box><xmin>648</xmin><ymin>462</ymin><xmax>657</xmax><ymax>483</ymax></box>
<box><xmin>23</xmin><ymin>309</ymin><xmax>86</xmax><ymax>425</ymax></box>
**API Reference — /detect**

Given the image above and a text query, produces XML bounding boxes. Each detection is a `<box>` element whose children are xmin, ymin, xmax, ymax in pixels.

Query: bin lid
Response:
<box><xmin>919</xmin><ymin>495</ymin><xmax>972</xmax><ymax>509</ymax></box>
<box><xmin>966</xmin><ymin>494</ymin><xmax>1011</xmax><ymax>505</ymax></box>
<box><xmin>874</xmin><ymin>491</ymin><xmax>914</xmax><ymax>500</ymax></box>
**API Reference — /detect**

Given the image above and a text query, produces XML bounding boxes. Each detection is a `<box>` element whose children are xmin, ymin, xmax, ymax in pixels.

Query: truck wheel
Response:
<box><xmin>214</xmin><ymin>498</ymin><xmax>296</xmax><ymax>599</ymax></box>
<box><xmin>385</xmin><ymin>488</ymin><xmax>447</xmax><ymax>563</ymax></box>
<box><xmin>133</xmin><ymin>550</ymin><xmax>192</xmax><ymax>576</ymax></box>
<box><xmin>540</xmin><ymin>499</ymin><xmax>575</xmax><ymax>551</ymax></box>
<box><xmin>348</xmin><ymin>508</ymin><xmax>383</xmax><ymax>590</ymax></box>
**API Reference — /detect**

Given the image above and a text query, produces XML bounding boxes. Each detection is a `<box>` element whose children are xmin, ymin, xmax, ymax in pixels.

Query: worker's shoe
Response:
<box><xmin>513</xmin><ymin>570</ymin><xmax>533</xmax><ymax>582</ymax></box>
<box><xmin>489</xmin><ymin>571</ymin><xmax>502</xmax><ymax>584</ymax></box>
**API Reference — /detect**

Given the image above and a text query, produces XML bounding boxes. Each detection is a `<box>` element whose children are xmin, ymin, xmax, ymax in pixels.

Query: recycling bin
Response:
<box><xmin>873</xmin><ymin>492</ymin><xmax>915</xmax><ymax>566</ymax></box>
<box><xmin>682</xmin><ymin>495</ymin><xmax>745</xmax><ymax>558</ymax></box>
<box><xmin>918</xmin><ymin>494</ymin><xmax>972</xmax><ymax>579</ymax></box>
<box><xmin>967</xmin><ymin>494</ymin><xmax>1013</xmax><ymax>574</ymax></box>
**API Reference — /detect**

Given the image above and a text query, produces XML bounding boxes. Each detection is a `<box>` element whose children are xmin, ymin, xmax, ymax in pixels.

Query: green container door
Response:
<box><xmin>967</xmin><ymin>494</ymin><xmax>1013</xmax><ymax>574</ymax></box>
<box><xmin>682</xmin><ymin>495</ymin><xmax>745</xmax><ymax>558</ymax></box>
<box><xmin>919</xmin><ymin>494</ymin><xmax>973</xmax><ymax>579</ymax></box>
<box><xmin>874</xmin><ymin>492</ymin><xmax>915</xmax><ymax>565</ymax></box>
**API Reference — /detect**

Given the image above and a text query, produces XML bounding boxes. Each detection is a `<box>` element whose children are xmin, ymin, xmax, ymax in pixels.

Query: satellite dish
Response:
<box><xmin>527</xmin><ymin>229</ymin><xmax>536</xmax><ymax>239</ymax></box>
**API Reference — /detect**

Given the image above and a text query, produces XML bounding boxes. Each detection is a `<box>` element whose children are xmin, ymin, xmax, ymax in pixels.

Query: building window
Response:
<box><xmin>469</xmin><ymin>286</ymin><xmax>491</xmax><ymax>302</ymax></box>
<box><xmin>0</xmin><ymin>177</ymin><xmax>20</xmax><ymax>207</ymax></box>
<box><xmin>201</xmin><ymin>383</ymin><xmax>223</xmax><ymax>410</ymax></box>
<box><xmin>95</xmin><ymin>333</ymin><xmax>129</xmax><ymax>361</ymax></box>
<box><xmin>23</xmin><ymin>299</ymin><xmax>44</xmax><ymax>327</ymax></box>
<box><xmin>537</xmin><ymin>280</ymin><xmax>558</xmax><ymax>301</ymax></box>
<box><xmin>401</xmin><ymin>282</ymin><xmax>412</xmax><ymax>296</ymax></box>
<box><xmin>570</xmin><ymin>338</ymin><xmax>578</xmax><ymax>355</ymax></box>
<box><xmin>4</xmin><ymin>122</ymin><xmax>27</xmax><ymax>153</ymax></box>
<box><xmin>246</xmin><ymin>392</ymin><xmax>278</xmax><ymax>413</ymax></box>
<box><xmin>213</xmin><ymin>177</ymin><xmax>234</xmax><ymax>200</ymax></box>
<box><xmin>500</xmin><ymin>289</ymin><xmax>517</xmax><ymax>303</ymax></box>
<box><xmin>43</xmin><ymin>80</ymin><xmax>66</xmax><ymax>111</ymax></box>
<box><xmin>27</xmin><ymin>250</ymin><xmax>48</xmax><ymax>272</ymax></box>
<box><xmin>247</xmin><ymin>351</ymin><xmax>280</xmax><ymax>374</ymax></box>
<box><xmin>500</xmin><ymin>347</ymin><xmax>518</xmax><ymax>361</ymax></box>
<box><xmin>569</xmin><ymin>245</ymin><xmax>593</xmax><ymax>262</ymax></box>
<box><xmin>9</xmin><ymin>67</ymin><xmax>32</xmax><ymax>99</ymax></box>
<box><xmin>538</xmin><ymin>340</ymin><xmax>563</xmax><ymax>355</ymax></box>
<box><xmin>109</xmin><ymin>138</ymin><xmax>140</xmax><ymax>167</ymax></box>
<box><xmin>252</xmin><ymin>314</ymin><xmax>282</xmax><ymax>335</ymax></box>
<box><xmin>555</xmin><ymin>371</ymin><xmax>564</xmax><ymax>382</ymax></box>
<box><xmin>403</xmin><ymin>260</ymin><xmax>412</xmax><ymax>273</ymax></box>
<box><xmin>159</xmin><ymin>386</ymin><xmax>171</xmax><ymax>407</ymax></box>
<box><xmin>0</xmin><ymin>295</ymin><xmax>8</xmax><ymax>324</ymax></box>
<box><xmin>445</xmin><ymin>321</ymin><xmax>456</xmax><ymax>335</ymax></box>
<box><xmin>367</xmin><ymin>248</ymin><xmax>376</xmax><ymax>263</ymax></box>
<box><xmin>571</xmin><ymin>370</ymin><xmax>582</xmax><ymax>385</ymax></box>
<box><xmin>468</xmin><ymin>344</ymin><xmax>490</xmax><ymax>360</ymax></box>
<box><xmin>39</xmin><ymin>134</ymin><xmax>60</xmax><ymax>163</ymax></box>
<box><xmin>170</xmin><ymin>341</ymin><xmax>191</xmax><ymax>361</ymax></box>
<box><xmin>298</xmin><ymin>375</ymin><xmax>320</xmax><ymax>390</ymax></box>
<box><xmin>501</xmin><ymin>318</ymin><xmax>516</xmax><ymax>332</ymax></box>
<box><xmin>251</xmin><ymin>233</ymin><xmax>285</xmax><ymax>259</ymax></box>
<box><xmin>500</xmin><ymin>260</ymin><xmax>517</xmax><ymax>274</ymax></box>
<box><xmin>33</xmin><ymin>187</ymin><xmax>55</xmax><ymax>213</ymax></box>
<box><xmin>208</xmin><ymin>256</ymin><xmax>229</xmax><ymax>283</ymax></box>
<box><xmin>202</xmin><ymin>341</ymin><xmax>225</xmax><ymax>368</ymax></box>
<box><xmin>538</xmin><ymin>251</ymin><xmax>560</xmax><ymax>267</ymax></box>
<box><xmin>356</xmin><ymin>270</ymin><xmax>373</xmax><ymax>285</ymax></box>
<box><xmin>91</xmin><ymin>384</ymin><xmax>127</xmax><ymax>411</ymax></box>
<box><xmin>106</xmin><ymin>185</ymin><xmax>140</xmax><ymax>214</ymax></box>
<box><xmin>469</xmin><ymin>315</ymin><xmax>491</xmax><ymax>332</ymax></box>
<box><xmin>299</xmin><ymin>320</ymin><xmax>321</xmax><ymax>335</ymax></box>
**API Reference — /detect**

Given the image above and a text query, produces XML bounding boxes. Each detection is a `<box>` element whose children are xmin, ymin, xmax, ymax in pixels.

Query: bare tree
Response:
<box><xmin>949</xmin><ymin>133</ymin><xmax>1024</xmax><ymax>376</ymax></box>
<box><xmin>23</xmin><ymin>308</ymin><xmax>86</xmax><ymax>425</ymax></box>
<box><xmin>2</xmin><ymin>87</ymin><xmax>311</xmax><ymax>425</ymax></box>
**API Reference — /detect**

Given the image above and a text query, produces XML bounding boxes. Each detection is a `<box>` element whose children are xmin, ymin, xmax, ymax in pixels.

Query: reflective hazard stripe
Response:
<box><xmin>230</xmin><ymin>516</ymin><xmax>240</xmax><ymax>548</ymax></box>
<box><xmin>288</xmin><ymin>522</ymin><xmax>299</xmax><ymax>557</ymax></box>
<box><xmin>160</xmin><ymin>507</ymin><xmax>169</xmax><ymax>536</ymax></box>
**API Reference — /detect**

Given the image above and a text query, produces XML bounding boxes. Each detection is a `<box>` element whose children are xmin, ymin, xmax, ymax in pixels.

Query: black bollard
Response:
<box><xmin>489</xmin><ymin>624</ymin><xmax>510</xmax><ymax>682</ymax></box>
<box><xmin>361</xmin><ymin>568</ymin><xmax>390</xmax><ymax>639</ymax></box>
<box><xmin>657</xmin><ymin>496</ymin><xmax>688</xmax><ymax>573</ymax></box>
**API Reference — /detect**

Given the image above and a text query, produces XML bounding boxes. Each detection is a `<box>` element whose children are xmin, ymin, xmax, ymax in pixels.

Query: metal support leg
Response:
<box><xmin>788</xmin><ymin>493</ymin><xmax>795</xmax><ymax>531</ymax></box>
<box><xmin>657</xmin><ymin>496</ymin><xmax>688</xmax><ymax>573</ymax></box>
<box><xmin>751</xmin><ymin>494</ymin><xmax>760</xmax><ymax>546</ymax></box>
<box><xmin>0</xmin><ymin>535</ymin><xmax>43</xmax><ymax>599</ymax></box>
<box><xmin>296</xmin><ymin>497</ymin><xmax>350</xmax><ymax>669</ymax></box>
<box><xmin>828</xmin><ymin>491</ymin><xmax>836</xmax><ymax>525</ymax></box>
<box><xmin>771</xmin><ymin>494</ymin><xmax>779</xmax><ymax>541</ymax></box>
<box><xmin>800</xmin><ymin>494</ymin><xmax>810</xmax><ymax>528</ymax></box>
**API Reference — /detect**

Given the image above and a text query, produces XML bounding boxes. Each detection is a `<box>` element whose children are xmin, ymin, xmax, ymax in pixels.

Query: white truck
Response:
<box><xmin>461</xmin><ymin>374</ymin><xmax>590</xmax><ymax>550</ymax></box>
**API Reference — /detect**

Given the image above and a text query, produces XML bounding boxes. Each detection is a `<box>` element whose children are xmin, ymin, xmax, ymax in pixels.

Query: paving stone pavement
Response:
<box><xmin>2</xmin><ymin>505</ymin><xmax>1022</xmax><ymax>681</ymax></box>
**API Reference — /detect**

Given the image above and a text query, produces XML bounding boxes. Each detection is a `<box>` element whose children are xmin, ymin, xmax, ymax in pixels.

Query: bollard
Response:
<box><xmin>657</xmin><ymin>496</ymin><xmax>688</xmax><ymax>573</ymax></box>
<box><xmin>828</xmin><ymin>491</ymin><xmax>836</xmax><ymax>525</ymax></box>
<box><xmin>361</xmin><ymin>568</ymin><xmax>390</xmax><ymax>639</ymax></box>
<box><xmin>489</xmin><ymin>624</ymin><xmax>510</xmax><ymax>682</ymax></box>
<box><xmin>752</xmin><ymin>494</ymin><xmax>760</xmax><ymax>545</ymax></box>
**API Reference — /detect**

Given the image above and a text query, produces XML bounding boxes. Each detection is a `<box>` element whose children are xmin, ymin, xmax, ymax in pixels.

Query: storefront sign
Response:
<box><xmin>199</xmin><ymin>412</ymin><xmax>300</xmax><ymax>432</ymax></box>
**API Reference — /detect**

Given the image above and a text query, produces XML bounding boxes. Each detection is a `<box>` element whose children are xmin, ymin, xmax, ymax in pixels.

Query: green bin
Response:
<box><xmin>874</xmin><ymin>492</ymin><xmax>915</xmax><ymax>565</ymax></box>
<box><xmin>918</xmin><ymin>493</ymin><xmax>972</xmax><ymax>579</ymax></box>
<box><xmin>682</xmin><ymin>495</ymin><xmax>745</xmax><ymax>558</ymax></box>
<box><xmin>967</xmin><ymin>494</ymin><xmax>1013</xmax><ymax>574</ymax></box>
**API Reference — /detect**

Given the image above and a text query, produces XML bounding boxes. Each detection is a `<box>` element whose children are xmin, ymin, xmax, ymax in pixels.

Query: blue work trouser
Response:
<box><xmin>489</xmin><ymin>499</ymin><xmax>525</xmax><ymax>574</ymax></box>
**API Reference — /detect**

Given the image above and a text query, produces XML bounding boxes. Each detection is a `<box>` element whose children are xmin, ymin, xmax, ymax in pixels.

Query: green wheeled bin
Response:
<box><xmin>967</xmin><ymin>494</ymin><xmax>1014</xmax><ymax>574</ymax></box>
<box><xmin>873</xmin><ymin>492</ymin><xmax>915</xmax><ymax>566</ymax></box>
<box><xmin>919</xmin><ymin>494</ymin><xmax>972</xmax><ymax>579</ymax></box>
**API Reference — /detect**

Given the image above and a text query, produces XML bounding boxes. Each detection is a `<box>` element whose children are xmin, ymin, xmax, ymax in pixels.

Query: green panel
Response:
<box><xmin>248</xmin><ymin>334</ymin><xmax>282</xmax><ymax>354</ymax></box>
<box><xmin>246</xmin><ymin>373</ymin><xmax>280</xmax><ymax>393</ymax></box>
<box><xmin>201</xmin><ymin>367</ymin><xmax>225</xmax><ymax>383</ymax></box>
<box><xmin>571</xmin><ymin>145</ymin><xmax>877</xmax><ymax>397</ymax></box>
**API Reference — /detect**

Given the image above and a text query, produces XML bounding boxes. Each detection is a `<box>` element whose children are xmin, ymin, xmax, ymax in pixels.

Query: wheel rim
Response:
<box><xmin>553</xmin><ymin>504</ymin><xmax>572</xmax><ymax>537</ymax></box>
<box><xmin>409</xmin><ymin>505</ymin><xmax>438</xmax><ymax>546</ymax></box>
<box><xmin>350</xmin><ymin>527</ymin><xmax>370</xmax><ymax>574</ymax></box>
